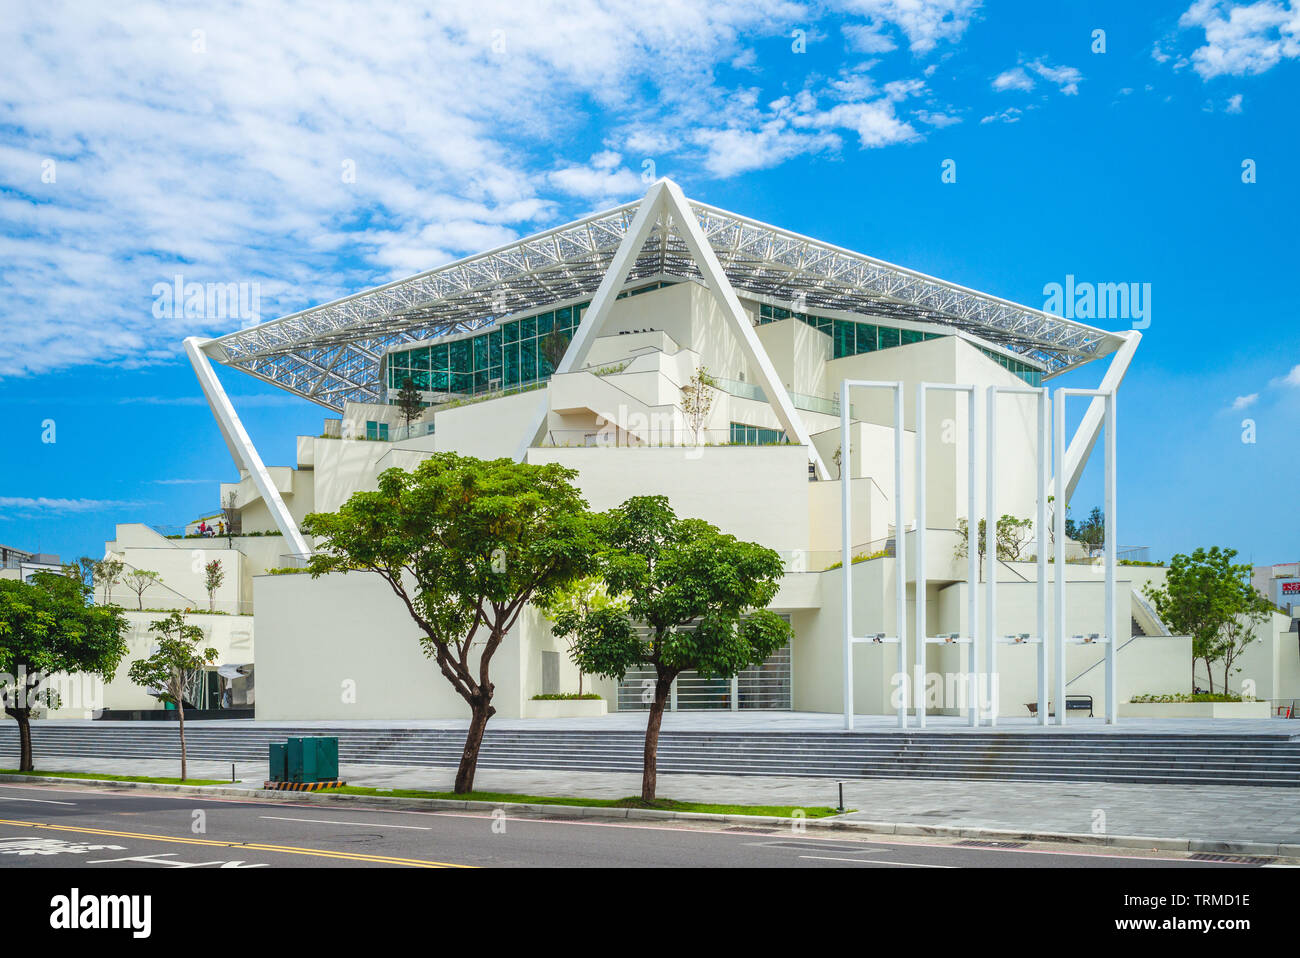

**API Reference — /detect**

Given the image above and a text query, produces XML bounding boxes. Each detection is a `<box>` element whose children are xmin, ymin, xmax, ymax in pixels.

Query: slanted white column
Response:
<box><xmin>1055</xmin><ymin>330</ymin><xmax>1140</xmax><ymax>502</ymax></box>
<box><xmin>184</xmin><ymin>337</ymin><xmax>312</xmax><ymax>558</ymax></box>
<box><xmin>512</xmin><ymin>178</ymin><xmax>829</xmax><ymax>479</ymax></box>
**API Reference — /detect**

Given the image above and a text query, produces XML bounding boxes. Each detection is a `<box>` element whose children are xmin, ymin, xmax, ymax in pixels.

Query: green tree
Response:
<box><xmin>1142</xmin><ymin>547</ymin><xmax>1258</xmax><ymax>694</ymax></box>
<box><xmin>680</xmin><ymin>367</ymin><xmax>719</xmax><ymax>445</ymax></box>
<box><xmin>539</xmin><ymin>575</ymin><xmax>626</xmax><ymax>696</ymax></box>
<box><xmin>395</xmin><ymin>377</ymin><xmax>423</xmax><ymax>431</ymax></box>
<box><xmin>93</xmin><ymin>557</ymin><xmax>124</xmax><ymax>605</ymax></box>
<box><xmin>540</xmin><ymin>329</ymin><xmax>570</xmax><ymax>375</ymax></box>
<box><xmin>1067</xmin><ymin>505</ymin><xmax>1105</xmax><ymax>552</ymax></box>
<box><xmin>954</xmin><ymin>515</ymin><xmax>1035</xmax><ymax>580</ymax></box>
<box><xmin>302</xmin><ymin>453</ymin><xmax>597</xmax><ymax>793</ymax></box>
<box><xmin>121</xmin><ymin>569</ymin><xmax>162</xmax><ymax>610</ymax></box>
<box><xmin>551</xmin><ymin>496</ymin><xmax>791</xmax><ymax>801</ymax></box>
<box><xmin>203</xmin><ymin>559</ymin><xmax>224</xmax><ymax>612</ymax></box>
<box><xmin>0</xmin><ymin>572</ymin><xmax>129</xmax><ymax>771</ymax></box>
<box><xmin>127</xmin><ymin>611</ymin><xmax>218</xmax><ymax>781</ymax></box>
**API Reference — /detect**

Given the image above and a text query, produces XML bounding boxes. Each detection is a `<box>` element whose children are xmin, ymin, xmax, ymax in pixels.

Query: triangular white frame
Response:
<box><xmin>513</xmin><ymin>178</ymin><xmax>831</xmax><ymax>479</ymax></box>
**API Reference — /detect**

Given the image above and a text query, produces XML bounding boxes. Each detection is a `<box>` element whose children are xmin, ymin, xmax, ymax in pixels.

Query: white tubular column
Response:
<box><xmin>841</xmin><ymin>379</ymin><xmax>909</xmax><ymax>730</ymax></box>
<box><xmin>1053</xmin><ymin>386</ymin><xmax>1119</xmax><ymax>725</ymax></box>
<box><xmin>184</xmin><ymin>337</ymin><xmax>312</xmax><ymax>558</ymax></box>
<box><xmin>1104</xmin><ymin>391</ymin><xmax>1118</xmax><ymax>724</ymax></box>
<box><xmin>984</xmin><ymin>385</ymin><xmax>1051</xmax><ymax>726</ymax></box>
<box><xmin>1054</xmin><ymin>388</ymin><xmax>1067</xmax><ymax>725</ymax></box>
<box><xmin>1036</xmin><ymin>388</ymin><xmax>1050</xmax><ymax>726</ymax></box>
<box><xmin>915</xmin><ymin>384</ymin><xmax>928</xmax><ymax>728</ymax></box>
<box><xmin>916</xmin><ymin>383</ymin><xmax>979</xmax><ymax>728</ymax></box>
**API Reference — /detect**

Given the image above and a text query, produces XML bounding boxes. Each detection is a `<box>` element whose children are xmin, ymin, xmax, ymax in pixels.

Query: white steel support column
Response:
<box><xmin>841</xmin><ymin>379</ymin><xmax>908</xmax><ymax>731</ymax></box>
<box><xmin>1104</xmin><ymin>393</ymin><xmax>1118</xmax><ymax>724</ymax></box>
<box><xmin>984</xmin><ymin>386</ymin><xmax>997</xmax><ymax>724</ymax></box>
<box><xmin>915</xmin><ymin>382</ymin><xmax>979</xmax><ymax>728</ymax></box>
<box><xmin>983</xmin><ymin>385</ymin><xmax>1051</xmax><ymax>726</ymax></box>
<box><xmin>184</xmin><ymin>336</ymin><xmax>312</xmax><ymax>558</ymax></box>
<box><xmin>1055</xmin><ymin>331</ymin><xmax>1140</xmax><ymax>502</ymax></box>
<box><xmin>1036</xmin><ymin>390</ymin><xmax>1051</xmax><ymax>726</ymax></box>
<box><xmin>1054</xmin><ymin>389</ymin><xmax>1067</xmax><ymax>725</ymax></box>
<box><xmin>915</xmin><ymin>385</ymin><xmax>928</xmax><ymax>728</ymax></box>
<box><xmin>1053</xmin><ymin>387</ymin><xmax>1119</xmax><ymax>726</ymax></box>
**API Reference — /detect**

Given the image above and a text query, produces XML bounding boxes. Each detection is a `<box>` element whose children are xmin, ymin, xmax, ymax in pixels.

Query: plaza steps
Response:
<box><xmin>5</xmin><ymin>724</ymin><xmax>1300</xmax><ymax>787</ymax></box>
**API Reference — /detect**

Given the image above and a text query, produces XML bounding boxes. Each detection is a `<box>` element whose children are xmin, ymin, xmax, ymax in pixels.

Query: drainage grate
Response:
<box><xmin>1188</xmin><ymin>853</ymin><xmax>1274</xmax><ymax>865</ymax></box>
<box><xmin>954</xmin><ymin>839</ymin><xmax>1027</xmax><ymax>849</ymax></box>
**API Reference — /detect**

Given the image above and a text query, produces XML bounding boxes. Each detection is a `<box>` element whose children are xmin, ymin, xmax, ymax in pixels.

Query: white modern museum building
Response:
<box><xmin>86</xmin><ymin>179</ymin><xmax>1300</xmax><ymax>725</ymax></box>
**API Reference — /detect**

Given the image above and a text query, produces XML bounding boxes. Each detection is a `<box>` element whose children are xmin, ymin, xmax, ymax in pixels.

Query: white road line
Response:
<box><xmin>259</xmin><ymin>815</ymin><xmax>431</xmax><ymax>830</ymax></box>
<box><xmin>0</xmin><ymin>796</ymin><xmax>76</xmax><ymax>805</ymax></box>
<box><xmin>800</xmin><ymin>855</ymin><xmax>953</xmax><ymax>868</ymax></box>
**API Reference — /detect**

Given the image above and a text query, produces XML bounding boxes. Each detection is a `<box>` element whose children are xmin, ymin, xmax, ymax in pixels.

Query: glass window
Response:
<box><xmin>833</xmin><ymin>320</ymin><xmax>855</xmax><ymax>358</ymax></box>
<box><xmin>878</xmin><ymin>326</ymin><xmax>900</xmax><ymax>350</ymax></box>
<box><xmin>855</xmin><ymin>323</ymin><xmax>877</xmax><ymax>352</ymax></box>
<box><xmin>503</xmin><ymin>320</ymin><xmax>519</xmax><ymax>344</ymax></box>
<box><xmin>537</xmin><ymin>312</ymin><xmax>553</xmax><ymax>335</ymax></box>
<box><xmin>520</xmin><ymin>315</ymin><xmax>536</xmax><ymax>339</ymax></box>
<box><xmin>901</xmin><ymin>328</ymin><xmax>924</xmax><ymax>345</ymax></box>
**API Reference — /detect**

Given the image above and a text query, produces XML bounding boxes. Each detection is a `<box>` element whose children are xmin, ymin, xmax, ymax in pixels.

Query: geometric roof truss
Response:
<box><xmin>203</xmin><ymin>179</ymin><xmax>1124</xmax><ymax>411</ymax></box>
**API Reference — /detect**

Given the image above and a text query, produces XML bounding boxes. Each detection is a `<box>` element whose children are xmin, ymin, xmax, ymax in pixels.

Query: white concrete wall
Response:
<box><xmin>46</xmin><ymin>611</ymin><xmax>254</xmax><ymax>718</ymax></box>
<box><xmin>253</xmin><ymin>570</ymin><xmax>526</xmax><ymax>720</ymax></box>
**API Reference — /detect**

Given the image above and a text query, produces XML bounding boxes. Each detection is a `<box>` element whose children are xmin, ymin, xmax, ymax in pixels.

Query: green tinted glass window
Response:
<box><xmin>878</xmin><ymin>326</ymin><xmax>900</xmax><ymax>350</ymax></box>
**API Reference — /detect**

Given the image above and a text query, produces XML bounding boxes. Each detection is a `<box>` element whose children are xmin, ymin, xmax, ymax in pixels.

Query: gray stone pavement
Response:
<box><xmin>10</xmin><ymin>754</ymin><xmax>1299</xmax><ymax>846</ymax></box>
<box><xmin>36</xmin><ymin>712</ymin><xmax>1300</xmax><ymax>735</ymax></box>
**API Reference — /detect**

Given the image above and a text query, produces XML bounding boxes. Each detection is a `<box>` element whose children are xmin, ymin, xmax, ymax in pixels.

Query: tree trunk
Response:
<box><xmin>14</xmin><ymin>709</ymin><xmax>34</xmax><ymax>772</ymax></box>
<box><xmin>454</xmin><ymin>701</ymin><xmax>492</xmax><ymax>794</ymax></box>
<box><xmin>1202</xmin><ymin>658</ymin><xmax>1215</xmax><ymax>695</ymax></box>
<box><xmin>641</xmin><ymin>677</ymin><xmax>672</xmax><ymax>801</ymax></box>
<box><xmin>177</xmin><ymin>698</ymin><xmax>187</xmax><ymax>782</ymax></box>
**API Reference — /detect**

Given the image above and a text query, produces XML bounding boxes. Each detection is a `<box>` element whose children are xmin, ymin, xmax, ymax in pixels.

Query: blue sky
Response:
<box><xmin>1</xmin><ymin>0</ymin><xmax>1297</xmax><ymax>566</ymax></box>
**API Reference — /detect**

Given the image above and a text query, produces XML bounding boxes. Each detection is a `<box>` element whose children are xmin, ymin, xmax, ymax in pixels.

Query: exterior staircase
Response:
<box><xmin>5</xmin><ymin>724</ymin><xmax>1300</xmax><ymax>787</ymax></box>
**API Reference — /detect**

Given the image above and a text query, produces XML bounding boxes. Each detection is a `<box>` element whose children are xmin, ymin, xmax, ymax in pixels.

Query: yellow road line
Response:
<box><xmin>0</xmin><ymin>818</ymin><xmax>472</xmax><ymax>868</ymax></box>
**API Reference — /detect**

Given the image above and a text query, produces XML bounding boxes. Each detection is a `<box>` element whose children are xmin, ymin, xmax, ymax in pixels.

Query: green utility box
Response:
<box><xmin>285</xmin><ymin>736</ymin><xmax>340</xmax><ymax>783</ymax></box>
<box><xmin>268</xmin><ymin>743</ymin><xmax>288</xmax><ymax>783</ymax></box>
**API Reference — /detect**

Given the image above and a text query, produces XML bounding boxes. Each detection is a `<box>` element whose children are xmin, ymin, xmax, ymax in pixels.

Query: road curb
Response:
<box><xmin>0</xmin><ymin>773</ymin><xmax>1289</xmax><ymax>858</ymax></box>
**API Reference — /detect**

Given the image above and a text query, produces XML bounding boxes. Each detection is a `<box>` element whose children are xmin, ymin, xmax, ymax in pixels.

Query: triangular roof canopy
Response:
<box><xmin>202</xmin><ymin>179</ymin><xmax>1123</xmax><ymax>410</ymax></box>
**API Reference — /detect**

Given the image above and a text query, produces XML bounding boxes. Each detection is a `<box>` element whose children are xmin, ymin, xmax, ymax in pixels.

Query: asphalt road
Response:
<box><xmin>0</xmin><ymin>782</ymin><xmax>1263</xmax><ymax>869</ymax></box>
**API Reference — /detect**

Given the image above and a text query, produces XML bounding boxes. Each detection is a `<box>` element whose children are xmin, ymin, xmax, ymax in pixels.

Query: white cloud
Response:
<box><xmin>0</xmin><ymin>0</ymin><xmax>987</xmax><ymax>379</ymax></box>
<box><xmin>0</xmin><ymin>496</ymin><xmax>154</xmax><ymax>514</ymax></box>
<box><xmin>837</xmin><ymin>0</ymin><xmax>982</xmax><ymax>55</ymax></box>
<box><xmin>548</xmin><ymin>152</ymin><xmax>646</xmax><ymax>203</ymax></box>
<box><xmin>1231</xmin><ymin>393</ymin><xmax>1259</xmax><ymax>410</ymax></box>
<box><xmin>1226</xmin><ymin>92</ymin><xmax>1246</xmax><ymax>110</ymax></box>
<box><xmin>992</xmin><ymin>67</ymin><xmax>1035</xmax><ymax>92</ymax></box>
<box><xmin>980</xmin><ymin>107</ymin><xmax>1022</xmax><ymax>124</ymax></box>
<box><xmin>1027</xmin><ymin>59</ymin><xmax>1083</xmax><ymax>95</ymax></box>
<box><xmin>1273</xmin><ymin>363</ymin><xmax>1300</xmax><ymax>387</ymax></box>
<box><xmin>1178</xmin><ymin>0</ymin><xmax>1300</xmax><ymax>78</ymax></box>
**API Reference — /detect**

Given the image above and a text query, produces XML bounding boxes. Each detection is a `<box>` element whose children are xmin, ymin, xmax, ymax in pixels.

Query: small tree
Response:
<box><xmin>0</xmin><ymin>572</ymin><xmax>129</xmax><ymax>770</ymax></box>
<box><xmin>93</xmin><ymin>557</ymin><xmax>124</xmax><ymax>605</ymax></box>
<box><xmin>1216</xmin><ymin>586</ymin><xmax>1273</xmax><ymax>695</ymax></box>
<box><xmin>221</xmin><ymin>489</ymin><xmax>239</xmax><ymax>548</ymax></box>
<box><xmin>539</xmin><ymin>575</ymin><xmax>626</xmax><ymax>696</ymax></box>
<box><xmin>122</xmin><ymin>569</ymin><xmax>162</xmax><ymax>610</ymax></box>
<box><xmin>203</xmin><ymin>559</ymin><xmax>225</xmax><ymax>612</ymax></box>
<box><xmin>303</xmin><ymin>453</ymin><xmax>597</xmax><ymax>793</ymax></box>
<box><xmin>680</xmin><ymin>366</ymin><xmax>718</xmax><ymax>445</ymax></box>
<box><xmin>127</xmin><ymin>612</ymin><xmax>217</xmax><ymax>781</ymax></box>
<box><xmin>540</xmin><ymin>329</ymin><xmax>570</xmax><ymax>374</ymax></box>
<box><xmin>1143</xmin><ymin>547</ymin><xmax>1254</xmax><ymax>694</ymax></box>
<box><xmin>954</xmin><ymin>516</ymin><xmax>1034</xmax><ymax>581</ymax></box>
<box><xmin>76</xmin><ymin>556</ymin><xmax>97</xmax><ymax>590</ymax></box>
<box><xmin>395</xmin><ymin>377</ymin><xmax>423</xmax><ymax>431</ymax></box>
<box><xmin>551</xmin><ymin>496</ymin><xmax>791</xmax><ymax>801</ymax></box>
<box><xmin>1068</xmin><ymin>505</ymin><xmax>1105</xmax><ymax>554</ymax></box>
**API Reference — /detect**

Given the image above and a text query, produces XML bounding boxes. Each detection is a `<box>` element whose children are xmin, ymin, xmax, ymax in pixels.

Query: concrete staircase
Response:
<box><xmin>5</xmin><ymin>724</ymin><xmax>1300</xmax><ymax>787</ymax></box>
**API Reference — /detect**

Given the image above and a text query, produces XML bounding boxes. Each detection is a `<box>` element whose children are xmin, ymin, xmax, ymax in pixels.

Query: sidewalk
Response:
<box><xmin>11</xmin><ymin>755</ymin><xmax>1300</xmax><ymax>847</ymax></box>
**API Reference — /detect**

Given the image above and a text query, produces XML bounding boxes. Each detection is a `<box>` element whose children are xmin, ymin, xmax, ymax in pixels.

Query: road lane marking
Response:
<box><xmin>0</xmin><ymin>796</ymin><xmax>76</xmax><ymax>805</ymax></box>
<box><xmin>260</xmin><ymin>815</ymin><xmax>431</xmax><ymax>830</ymax></box>
<box><xmin>800</xmin><ymin>854</ymin><xmax>953</xmax><ymax>868</ymax></box>
<box><xmin>0</xmin><ymin>818</ymin><xmax>471</xmax><ymax>868</ymax></box>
